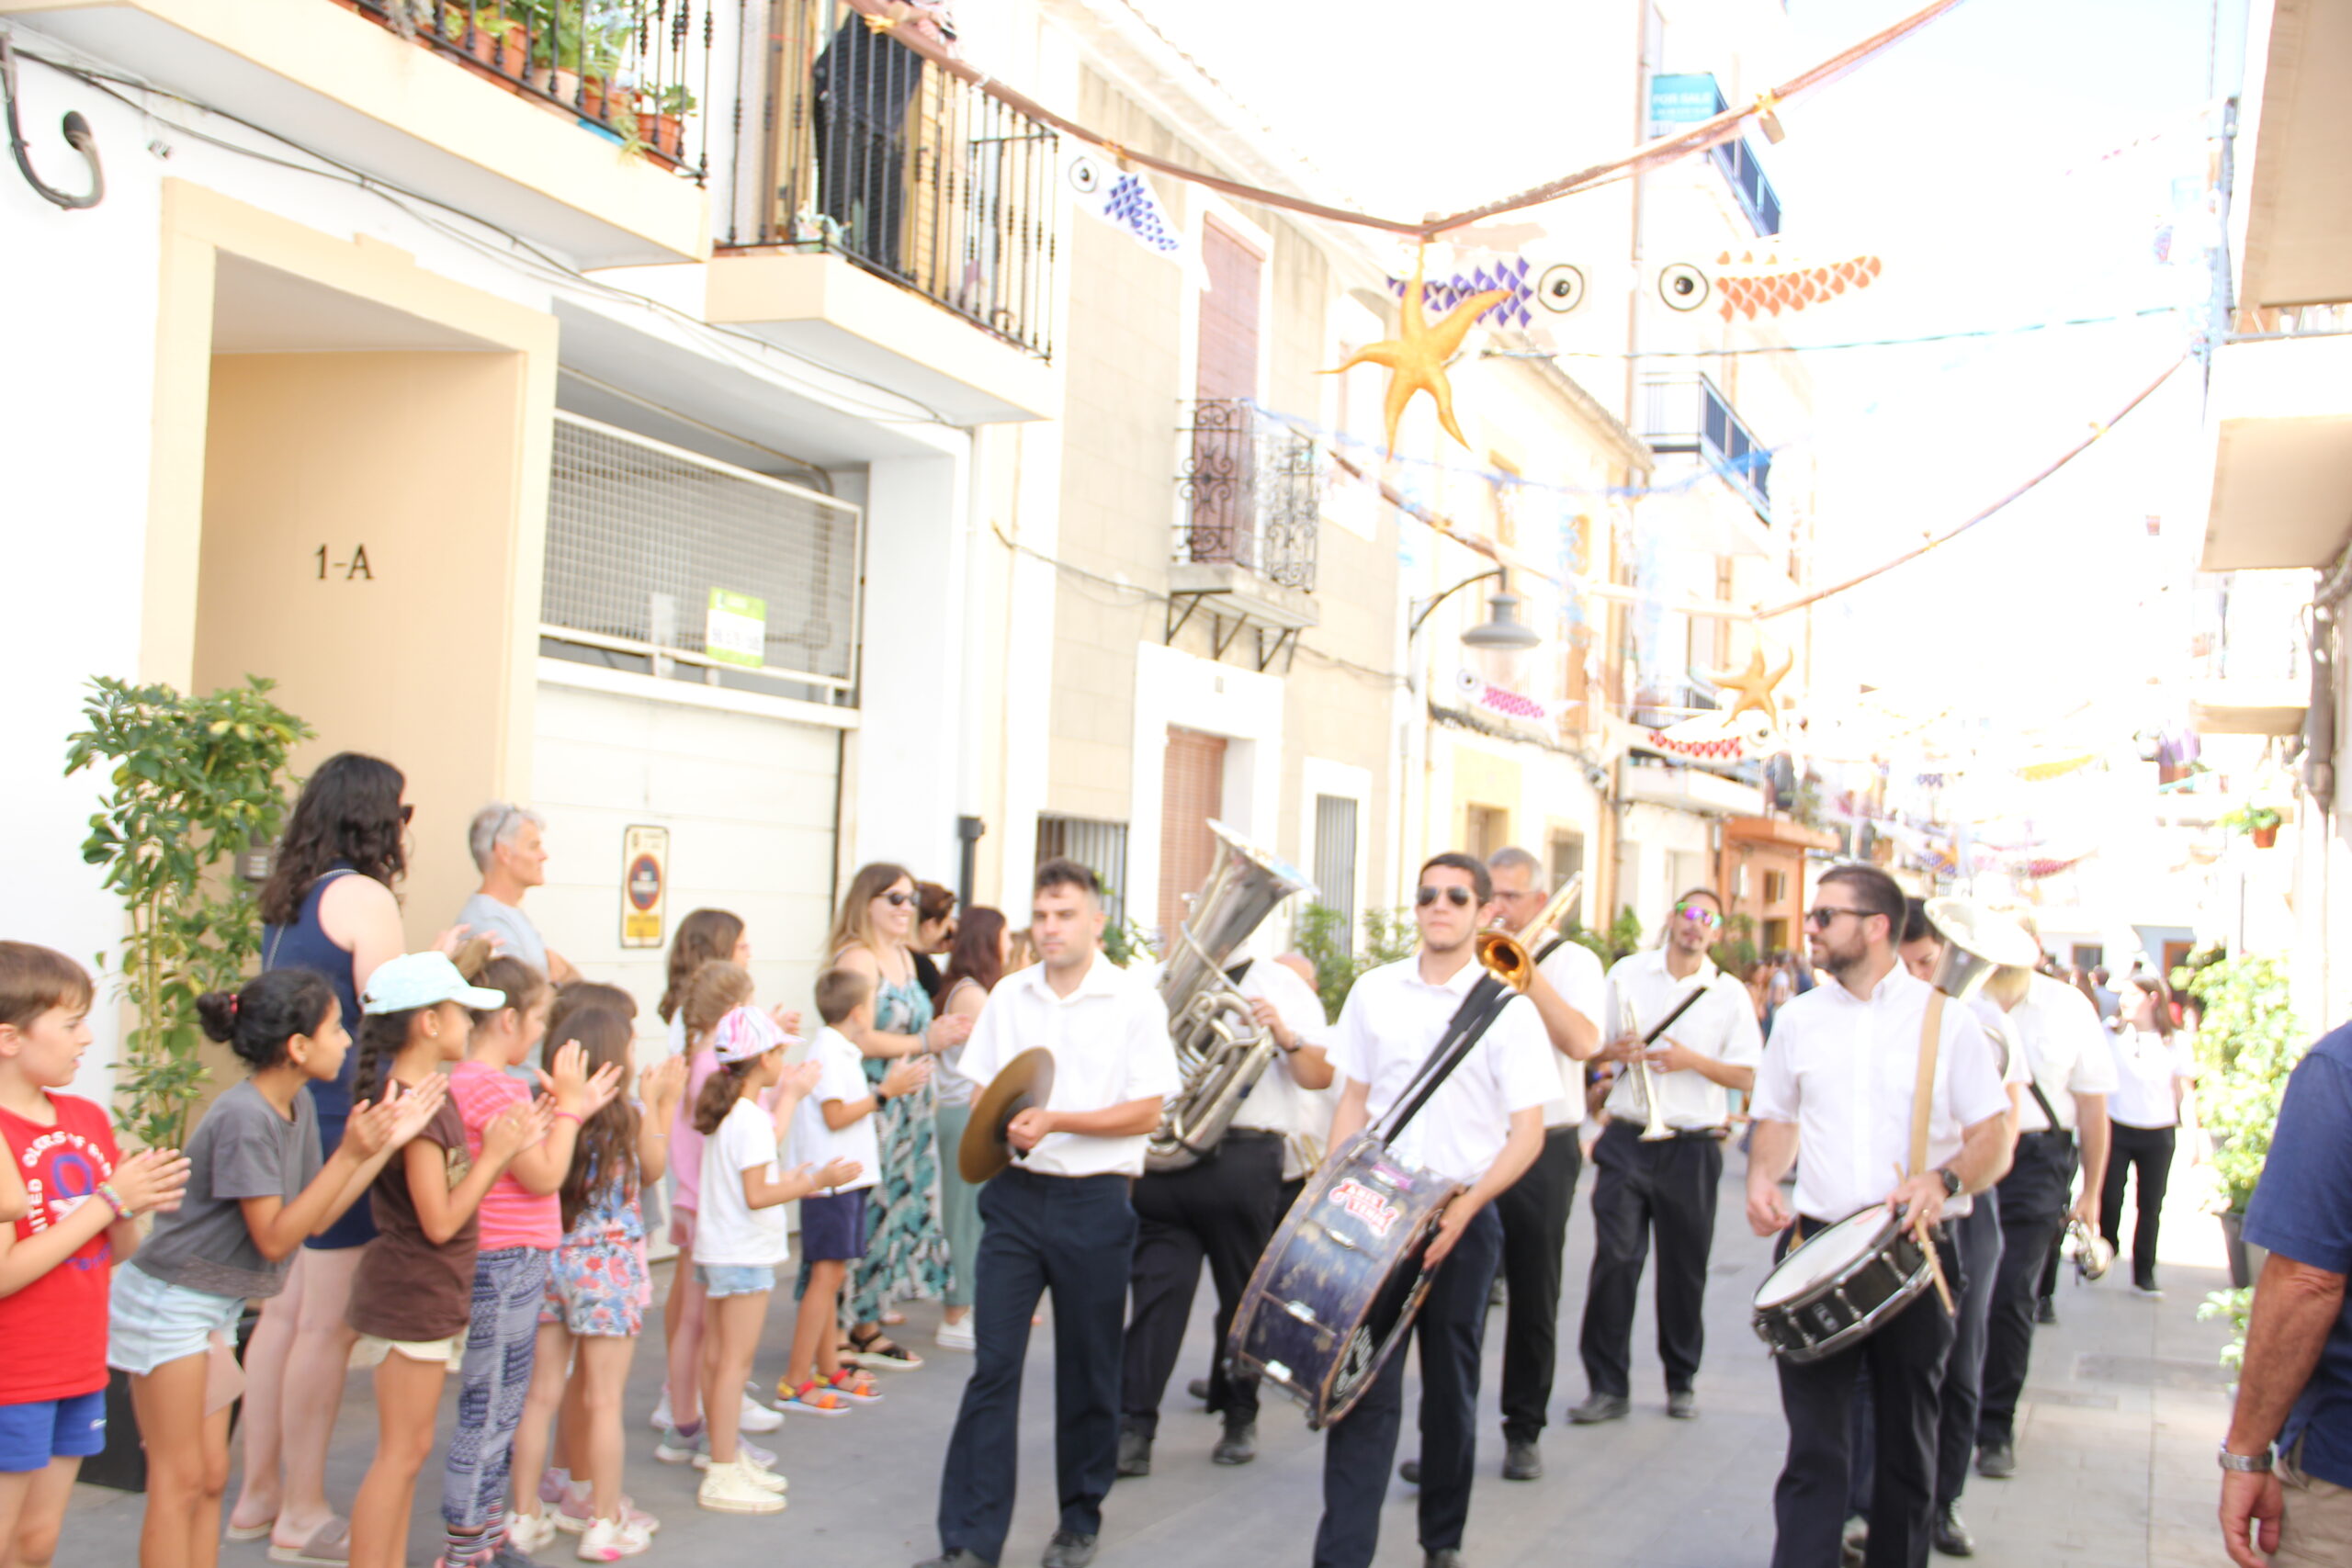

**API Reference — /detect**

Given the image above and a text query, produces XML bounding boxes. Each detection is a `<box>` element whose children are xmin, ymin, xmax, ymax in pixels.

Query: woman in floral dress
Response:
<box><xmin>826</xmin><ymin>863</ymin><xmax>974</xmax><ymax>1368</ymax></box>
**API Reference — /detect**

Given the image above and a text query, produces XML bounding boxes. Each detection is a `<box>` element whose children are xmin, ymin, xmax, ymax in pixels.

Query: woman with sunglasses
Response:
<box><xmin>232</xmin><ymin>753</ymin><xmax>463</xmax><ymax>1565</ymax></box>
<box><xmin>826</xmin><ymin>863</ymin><xmax>974</xmax><ymax>1370</ymax></box>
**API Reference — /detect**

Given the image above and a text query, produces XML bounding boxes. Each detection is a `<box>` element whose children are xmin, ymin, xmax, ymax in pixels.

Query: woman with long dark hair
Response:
<box><xmin>929</xmin><ymin>907</ymin><xmax>1007</xmax><ymax>1350</ymax></box>
<box><xmin>231</xmin><ymin>753</ymin><xmax>447</xmax><ymax>1563</ymax></box>
<box><xmin>2100</xmin><ymin>976</ymin><xmax>2199</xmax><ymax>1296</ymax></box>
<box><xmin>827</xmin><ymin>863</ymin><xmax>972</xmax><ymax>1370</ymax></box>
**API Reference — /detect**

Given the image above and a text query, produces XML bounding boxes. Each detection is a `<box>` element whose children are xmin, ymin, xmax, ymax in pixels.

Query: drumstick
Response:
<box><xmin>1894</xmin><ymin>1162</ymin><xmax>1957</xmax><ymax>1316</ymax></box>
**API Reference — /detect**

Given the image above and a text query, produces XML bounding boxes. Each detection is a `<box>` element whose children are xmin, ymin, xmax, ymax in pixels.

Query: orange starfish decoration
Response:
<box><xmin>1712</xmin><ymin>645</ymin><xmax>1796</xmax><ymax>725</ymax></box>
<box><xmin>1327</xmin><ymin>250</ymin><xmax>1510</xmax><ymax>457</ymax></box>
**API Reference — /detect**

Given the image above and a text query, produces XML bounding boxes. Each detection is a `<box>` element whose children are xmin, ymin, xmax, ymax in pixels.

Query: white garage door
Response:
<box><xmin>529</xmin><ymin>676</ymin><xmax>844</xmax><ymax>1040</ymax></box>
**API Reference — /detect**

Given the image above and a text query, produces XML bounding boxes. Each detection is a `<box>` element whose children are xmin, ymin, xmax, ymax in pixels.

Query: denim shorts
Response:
<box><xmin>107</xmin><ymin>1264</ymin><xmax>246</xmax><ymax>1376</ymax></box>
<box><xmin>695</xmin><ymin>1264</ymin><xmax>775</xmax><ymax>1299</ymax></box>
<box><xmin>0</xmin><ymin>1391</ymin><xmax>107</xmax><ymax>1472</ymax></box>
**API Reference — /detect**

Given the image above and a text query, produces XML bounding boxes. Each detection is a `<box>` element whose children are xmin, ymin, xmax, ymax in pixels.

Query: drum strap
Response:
<box><xmin>1908</xmin><ymin>993</ymin><xmax>1944</xmax><ymax>1179</ymax></box>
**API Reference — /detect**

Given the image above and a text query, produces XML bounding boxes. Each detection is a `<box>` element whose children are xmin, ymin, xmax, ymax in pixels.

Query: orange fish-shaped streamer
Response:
<box><xmin>1714</xmin><ymin>252</ymin><xmax>1883</xmax><ymax>321</ymax></box>
<box><xmin>1327</xmin><ymin>250</ymin><xmax>1510</xmax><ymax>457</ymax></box>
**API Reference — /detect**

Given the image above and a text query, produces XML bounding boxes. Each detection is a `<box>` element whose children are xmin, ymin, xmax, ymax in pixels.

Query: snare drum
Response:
<box><xmin>1751</xmin><ymin>1208</ymin><xmax>1933</xmax><ymax>1363</ymax></box>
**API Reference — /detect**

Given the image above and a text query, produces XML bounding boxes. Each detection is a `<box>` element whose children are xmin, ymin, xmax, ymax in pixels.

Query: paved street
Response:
<box><xmin>70</xmin><ymin>1146</ymin><xmax>2236</xmax><ymax>1567</ymax></box>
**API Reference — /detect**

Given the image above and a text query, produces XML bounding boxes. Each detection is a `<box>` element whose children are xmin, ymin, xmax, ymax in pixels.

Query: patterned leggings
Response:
<box><xmin>443</xmin><ymin>1246</ymin><xmax>551</xmax><ymax>1532</ymax></box>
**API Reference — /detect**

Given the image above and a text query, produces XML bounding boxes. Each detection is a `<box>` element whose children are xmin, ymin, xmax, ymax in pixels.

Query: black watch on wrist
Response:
<box><xmin>1938</xmin><ymin>1168</ymin><xmax>1964</xmax><ymax>1199</ymax></box>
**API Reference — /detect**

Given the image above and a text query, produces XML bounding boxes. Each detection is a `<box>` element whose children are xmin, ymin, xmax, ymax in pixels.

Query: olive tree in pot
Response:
<box><xmin>60</xmin><ymin>674</ymin><xmax>311</xmax><ymax>1491</ymax></box>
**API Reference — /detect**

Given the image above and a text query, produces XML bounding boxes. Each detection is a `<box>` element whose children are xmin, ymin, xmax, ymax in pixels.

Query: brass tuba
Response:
<box><xmin>1148</xmin><ymin>819</ymin><xmax>1317</xmax><ymax>1173</ymax></box>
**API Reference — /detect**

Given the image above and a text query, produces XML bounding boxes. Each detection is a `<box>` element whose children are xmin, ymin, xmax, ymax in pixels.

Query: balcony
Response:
<box><xmin>2201</xmin><ymin>329</ymin><xmax>2352</xmax><ymax>570</ymax></box>
<box><xmin>6</xmin><ymin>0</ymin><xmax>710</xmax><ymax>263</ymax></box>
<box><xmin>1167</xmin><ymin>400</ymin><xmax>1320</xmax><ymax>660</ymax></box>
<box><xmin>1646</xmin><ymin>72</ymin><xmax>1782</xmax><ymax>237</ymax></box>
<box><xmin>710</xmin><ymin>0</ymin><xmax>1057</xmax><ymax>363</ymax></box>
<box><xmin>1643</xmin><ymin>374</ymin><xmax>1772</xmax><ymax>544</ymax></box>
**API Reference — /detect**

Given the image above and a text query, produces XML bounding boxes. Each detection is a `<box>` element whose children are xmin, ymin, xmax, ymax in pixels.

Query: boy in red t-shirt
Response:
<box><xmin>0</xmin><ymin>944</ymin><xmax>188</xmax><ymax>1565</ymax></box>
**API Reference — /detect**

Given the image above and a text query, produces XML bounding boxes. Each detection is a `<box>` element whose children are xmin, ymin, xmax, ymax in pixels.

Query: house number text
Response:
<box><xmin>315</xmin><ymin>545</ymin><xmax>374</xmax><ymax>581</ymax></box>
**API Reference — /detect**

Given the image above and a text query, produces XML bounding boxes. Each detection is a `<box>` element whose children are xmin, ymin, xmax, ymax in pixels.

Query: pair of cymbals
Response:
<box><xmin>957</xmin><ymin>1047</ymin><xmax>1057</xmax><ymax>1183</ymax></box>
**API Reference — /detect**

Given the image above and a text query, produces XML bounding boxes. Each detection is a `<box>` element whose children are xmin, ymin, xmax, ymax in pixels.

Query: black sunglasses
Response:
<box><xmin>882</xmin><ymin>890</ymin><xmax>918</xmax><ymax>908</ymax></box>
<box><xmin>1805</xmin><ymin>906</ymin><xmax>1871</xmax><ymax>931</ymax></box>
<box><xmin>1416</xmin><ymin>885</ymin><xmax>1476</xmax><ymax>908</ymax></box>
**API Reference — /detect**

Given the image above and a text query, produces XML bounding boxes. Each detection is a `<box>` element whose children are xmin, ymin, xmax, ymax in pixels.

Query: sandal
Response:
<box><xmin>267</xmin><ymin>1517</ymin><xmax>353</xmax><ymax>1566</ymax></box>
<box><xmin>225</xmin><ymin>1514</ymin><xmax>277</xmax><ymax>1544</ymax></box>
<box><xmin>775</xmin><ymin>1381</ymin><xmax>853</xmax><ymax>1416</ymax></box>
<box><xmin>827</xmin><ymin>1368</ymin><xmax>885</xmax><ymax>1404</ymax></box>
<box><xmin>845</xmin><ymin>1324</ymin><xmax>924</xmax><ymax>1371</ymax></box>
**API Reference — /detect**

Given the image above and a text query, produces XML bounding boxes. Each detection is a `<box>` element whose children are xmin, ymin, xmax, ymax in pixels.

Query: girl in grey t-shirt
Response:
<box><xmin>107</xmin><ymin>970</ymin><xmax>444</xmax><ymax>1568</ymax></box>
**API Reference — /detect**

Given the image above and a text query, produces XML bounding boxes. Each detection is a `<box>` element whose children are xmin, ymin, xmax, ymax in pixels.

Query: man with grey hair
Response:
<box><xmin>455</xmin><ymin>802</ymin><xmax>578</xmax><ymax>983</ymax></box>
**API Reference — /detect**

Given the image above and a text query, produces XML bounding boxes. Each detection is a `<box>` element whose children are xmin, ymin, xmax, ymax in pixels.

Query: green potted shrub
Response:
<box><xmin>60</xmin><ymin>674</ymin><xmax>311</xmax><ymax>1490</ymax></box>
<box><xmin>649</xmin><ymin>83</ymin><xmax>696</xmax><ymax>158</ymax></box>
<box><xmin>2175</xmin><ymin>951</ymin><xmax>2302</xmax><ymax>1285</ymax></box>
<box><xmin>2219</xmin><ymin>801</ymin><xmax>2285</xmax><ymax>849</ymax></box>
<box><xmin>1295</xmin><ymin>902</ymin><xmax>1418</xmax><ymax>1021</ymax></box>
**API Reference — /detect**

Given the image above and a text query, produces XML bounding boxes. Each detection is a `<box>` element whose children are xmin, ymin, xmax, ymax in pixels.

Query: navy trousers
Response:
<box><xmin>936</xmin><ymin>1169</ymin><xmax>1136</xmax><ymax>1564</ymax></box>
<box><xmin>1313</xmin><ymin>1203</ymin><xmax>1504</xmax><ymax>1568</ymax></box>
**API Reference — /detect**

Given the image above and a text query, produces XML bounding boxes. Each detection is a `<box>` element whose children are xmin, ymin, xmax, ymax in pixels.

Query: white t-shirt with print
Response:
<box><xmin>786</xmin><ymin>1026</ymin><xmax>883</xmax><ymax>1193</ymax></box>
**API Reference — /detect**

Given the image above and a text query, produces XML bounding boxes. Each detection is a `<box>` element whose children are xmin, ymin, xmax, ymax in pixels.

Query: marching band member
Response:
<box><xmin>1569</xmin><ymin>886</ymin><xmax>1762</xmax><ymax>1427</ymax></box>
<box><xmin>1747</xmin><ymin>865</ymin><xmax>2011</xmax><ymax>1568</ymax></box>
<box><xmin>922</xmin><ymin>861</ymin><xmax>1181</xmax><ymax>1568</ymax></box>
<box><xmin>1973</xmin><ymin>917</ymin><xmax>2112</xmax><ymax>1483</ymax></box>
<box><xmin>1312</xmin><ymin>853</ymin><xmax>1552</xmax><ymax>1568</ymax></box>
<box><xmin>1117</xmin><ymin>951</ymin><xmax>1333</xmax><ymax>1475</ymax></box>
<box><xmin>1393</xmin><ymin>848</ymin><xmax>1606</xmax><ymax>1483</ymax></box>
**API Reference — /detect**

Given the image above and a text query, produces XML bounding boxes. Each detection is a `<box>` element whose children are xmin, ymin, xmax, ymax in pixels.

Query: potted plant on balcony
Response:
<box><xmin>466</xmin><ymin>5</ymin><xmax>526</xmax><ymax>75</ymax></box>
<box><xmin>2220</xmin><ymin>801</ymin><xmax>2285</xmax><ymax>849</ymax></box>
<box><xmin>2176</xmin><ymin>950</ymin><xmax>2302</xmax><ymax>1287</ymax></box>
<box><xmin>647</xmin><ymin>83</ymin><xmax>695</xmax><ymax>161</ymax></box>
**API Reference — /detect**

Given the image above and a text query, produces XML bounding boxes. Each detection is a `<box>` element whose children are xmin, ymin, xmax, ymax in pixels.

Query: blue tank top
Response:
<box><xmin>262</xmin><ymin>863</ymin><xmax>365</xmax><ymax>1120</ymax></box>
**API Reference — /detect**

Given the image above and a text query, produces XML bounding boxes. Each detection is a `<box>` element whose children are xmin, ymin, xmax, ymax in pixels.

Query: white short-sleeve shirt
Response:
<box><xmin>1531</xmin><ymin>941</ymin><xmax>1608</xmax><ymax>1130</ymax></box>
<box><xmin>785</xmin><ymin>1026</ymin><xmax>882</xmax><ymax>1193</ymax></box>
<box><xmin>958</xmin><ymin>952</ymin><xmax>1182</xmax><ymax>1179</ymax></box>
<box><xmin>1749</xmin><ymin>966</ymin><xmax>2010</xmax><ymax>1222</ymax></box>
<box><xmin>2009</xmin><ymin>973</ymin><xmax>2120</xmax><ymax>1133</ymax></box>
<box><xmin>693</xmin><ymin>1099</ymin><xmax>789</xmax><ymax>1268</ymax></box>
<box><xmin>2105</xmin><ymin>1027</ymin><xmax>2196</xmax><ymax>1129</ymax></box>
<box><xmin>1600</xmin><ymin>949</ymin><xmax>1765</xmax><ymax>1131</ymax></box>
<box><xmin>1229</xmin><ymin>958</ymin><xmax>1339</xmax><ymax>1144</ymax></box>
<box><xmin>1329</xmin><ymin>953</ymin><xmax>1556</xmax><ymax>1188</ymax></box>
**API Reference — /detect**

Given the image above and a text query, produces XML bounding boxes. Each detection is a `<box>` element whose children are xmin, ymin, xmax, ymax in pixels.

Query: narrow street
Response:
<box><xmin>68</xmin><ymin>1147</ymin><xmax>2235</xmax><ymax>1567</ymax></box>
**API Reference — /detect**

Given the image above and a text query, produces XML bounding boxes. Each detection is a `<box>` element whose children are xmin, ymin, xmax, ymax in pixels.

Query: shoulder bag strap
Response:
<box><xmin>1909</xmin><ymin>991</ymin><xmax>1945</xmax><ymax>1179</ymax></box>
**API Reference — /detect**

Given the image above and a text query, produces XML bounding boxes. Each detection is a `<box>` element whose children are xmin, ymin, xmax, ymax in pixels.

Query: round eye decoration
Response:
<box><xmin>1454</xmin><ymin>667</ymin><xmax>1483</xmax><ymax>699</ymax></box>
<box><xmin>1657</xmin><ymin>262</ymin><xmax>1711</xmax><ymax>312</ymax></box>
<box><xmin>1534</xmin><ymin>263</ymin><xmax>1587</xmax><ymax>314</ymax></box>
<box><xmin>1068</xmin><ymin>155</ymin><xmax>1103</xmax><ymax>196</ymax></box>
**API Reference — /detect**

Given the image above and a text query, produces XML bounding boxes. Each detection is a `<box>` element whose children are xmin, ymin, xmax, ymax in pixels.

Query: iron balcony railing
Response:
<box><xmin>1175</xmin><ymin>400</ymin><xmax>1320</xmax><ymax>592</ymax></box>
<box><xmin>346</xmin><ymin>0</ymin><xmax>709</xmax><ymax>180</ymax></box>
<box><xmin>1645</xmin><ymin>72</ymin><xmax>1781</xmax><ymax>238</ymax></box>
<box><xmin>721</xmin><ymin>0</ymin><xmax>1058</xmax><ymax>359</ymax></box>
<box><xmin>1643</xmin><ymin>375</ymin><xmax>1771</xmax><ymax>524</ymax></box>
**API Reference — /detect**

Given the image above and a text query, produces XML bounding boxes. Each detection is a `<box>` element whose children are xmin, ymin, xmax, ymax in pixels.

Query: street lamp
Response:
<box><xmin>1409</xmin><ymin>566</ymin><xmax>1544</xmax><ymax>651</ymax></box>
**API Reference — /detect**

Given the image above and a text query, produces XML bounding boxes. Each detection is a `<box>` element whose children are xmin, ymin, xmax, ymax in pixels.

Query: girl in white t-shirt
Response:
<box><xmin>687</xmin><ymin>1008</ymin><xmax>846</xmax><ymax>1514</ymax></box>
<box><xmin>778</xmin><ymin>970</ymin><xmax>923</xmax><ymax>1415</ymax></box>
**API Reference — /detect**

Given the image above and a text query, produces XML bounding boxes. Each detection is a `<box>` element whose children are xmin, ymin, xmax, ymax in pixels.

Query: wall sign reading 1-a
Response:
<box><xmin>621</xmin><ymin>825</ymin><xmax>670</xmax><ymax>950</ymax></box>
<box><xmin>315</xmin><ymin>546</ymin><xmax>373</xmax><ymax>580</ymax></box>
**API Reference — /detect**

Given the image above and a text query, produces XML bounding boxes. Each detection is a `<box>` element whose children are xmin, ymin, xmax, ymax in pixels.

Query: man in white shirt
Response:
<box><xmin>1314</xmin><ymin>854</ymin><xmax>1554</xmax><ymax>1568</ymax></box>
<box><xmin>1974</xmin><ymin>923</ymin><xmax>2114</xmax><ymax>1483</ymax></box>
<box><xmin>925</xmin><ymin>861</ymin><xmax>1182</xmax><ymax>1568</ymax></box>
<box><xmin>1117</xmin><ymin>948</ymin><xmax>1334</xmax><ymax>1475</ymax></box>
<box><xmin>1747</xmin><ymin>864</ymin><xmax>2013</xmax><ymax>1568</ymax></box>
<box><xmin>1568</xmin><ymin>884</ymin><xmax>1762</xmax><ymax>1428</ymax></box>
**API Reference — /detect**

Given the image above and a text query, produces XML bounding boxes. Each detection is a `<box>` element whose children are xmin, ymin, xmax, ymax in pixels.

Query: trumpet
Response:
<box><xmin>1618</xmin><ymin>990</ymin><xmax>1676</xmax><ymax>1142</ymax></box>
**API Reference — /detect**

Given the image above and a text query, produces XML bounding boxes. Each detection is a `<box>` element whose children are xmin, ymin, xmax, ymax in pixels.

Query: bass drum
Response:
<box><xmin>1224</xmin><ymin>1136</ymin><xmax>1461</xmax><ymax>1428</ymax></box>
<box><xmin>1751</xmin><ymin>1206</ymin><xmax>1932</xmax><ymax>1364</ymax></box>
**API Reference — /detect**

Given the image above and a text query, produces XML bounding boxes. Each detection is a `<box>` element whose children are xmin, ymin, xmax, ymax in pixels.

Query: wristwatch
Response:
<box><xmin>2218</xmin><ymin>1444</ymin><xmax>2274</xmax><ymax>1473</ymax></box>
<box><xmin>1937</xmin><ymin>1168</ymin><xmax>1963</xmax><ymax>1199</ymax></box>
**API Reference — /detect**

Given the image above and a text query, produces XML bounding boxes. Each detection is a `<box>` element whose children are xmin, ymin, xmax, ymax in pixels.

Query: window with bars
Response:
<box><xmin>1313</xmin><ymin>794</ymin><xmax>1359</xmax><ymax>934</ymax></box>
<box><xmin>1035</xmin><ymin>816</ymin><xmax>1130</xmax><ymax>928</ymax></box>
<box><xmin>541</xmin><ymin>414</ymin><xmax>862</xmax><ymax>703</ymax></box>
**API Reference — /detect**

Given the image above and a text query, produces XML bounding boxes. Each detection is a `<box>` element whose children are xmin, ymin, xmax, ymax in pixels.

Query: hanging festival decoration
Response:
<box><xmin>1064</xmin><ymin>149</ymin><xmax>1189</xmax><ymax>263</ymax></box>
<box><xmin>1453</xmin><ymin>668</ymin><xmax>1573</xmax><ymax>724</ymax></box>
<box><xmin>1710</xmin><ymin>646</ymin><xmax>1796</xmax><ymax>725</ymax></box>
<box><xmin>1640</xmin><ymin>709</ymin><xmax>1782</xmax><ymax>763</ymax></box>
<box><xmin>1711</xmin><ymin>252</ymin><xmax>1885</xmax><ymax>321</ymax></box>
<box><xmin>1329</xmin><ymin>250</ymin><xmax>1510</xmax><ymax>456</ymax></box>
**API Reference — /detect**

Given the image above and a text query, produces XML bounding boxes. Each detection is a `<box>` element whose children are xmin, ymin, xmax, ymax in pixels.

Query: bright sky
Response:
<box><xmin>1126</xmin><ymin>0</ymin><xmax>2239</xmax><ymax>736</ymax></box>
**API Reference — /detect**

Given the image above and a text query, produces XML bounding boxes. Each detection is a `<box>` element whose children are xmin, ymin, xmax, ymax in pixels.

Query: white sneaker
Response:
<box><xmin>696</xmin><ymin>1461</ymin><xmax>786</xmax><ymax>1516</ymax></box>
<box><xmin>935</xmin><ymin>1316</ymin><xmax>976</xmax><ymax>1352</ymax></box>
<box><xmin>575</xmin><ymin>1515</ymin><xmax>652</xmax><ymax>1562</ymax></box>
<box><xmin>508</xmin><ymin>1508</ymin><xmax>560</xmax><ymax>1553</ymax></box>
<box><xmin>649</xmin><ymin>1391</ymin><xmax>673</xmax><ymax>1432</ymax></box>
<box><xmin>740</xmin><ymin>1388</ymin><xmax>784</xmax><ymax>1433</ymax></box>
<box><xmin>738</xmin><ymin>1454</ymin><xmax>789</xmax><ymax>1494</ymax></box>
